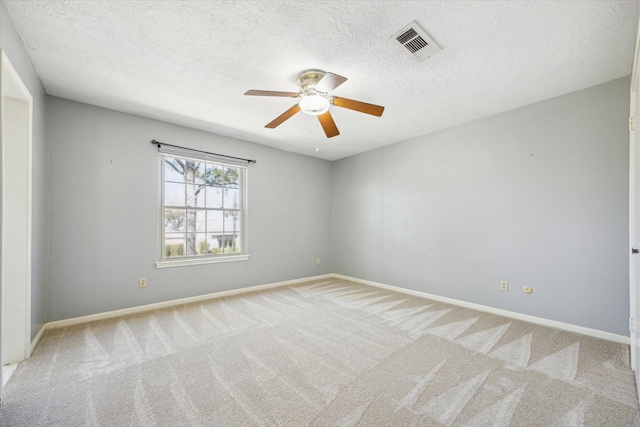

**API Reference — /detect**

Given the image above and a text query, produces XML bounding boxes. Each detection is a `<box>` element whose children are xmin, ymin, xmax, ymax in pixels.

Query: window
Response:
<box><xmin>156</xmin><ymin>146</ymin><xmax>248</xmax><ymax>267</ymax></box>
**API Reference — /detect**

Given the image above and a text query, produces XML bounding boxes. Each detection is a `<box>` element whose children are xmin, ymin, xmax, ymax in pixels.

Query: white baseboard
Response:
<box><xmin>29</xmin><ymin>324</ymin><xmax>47</xmax><ymax>356</ymax></box>
<box><xmin>333</xmin><ymin>274</ymin><xmax>630</xmax><ymax>345</ymax></box>
<box><xmin>32</xmin><ymin>272</ymin><xmax>628</xmax><ymax>350</ymax></box>
<box><xmin>45</xmin><ymin>274</ymin><xmax>334</xmax><ymax>330</ymax></box>
<box><xmin>2</xmin><ymin>363</ymin><xmax>18</xmax><ymax>387</ymax></box>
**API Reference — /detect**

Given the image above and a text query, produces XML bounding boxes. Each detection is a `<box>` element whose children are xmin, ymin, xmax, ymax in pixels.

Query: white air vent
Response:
<box><xmin>391</xmin><ymin>21</ymin><xmax>441</xmax><ymax>62</ymax></box>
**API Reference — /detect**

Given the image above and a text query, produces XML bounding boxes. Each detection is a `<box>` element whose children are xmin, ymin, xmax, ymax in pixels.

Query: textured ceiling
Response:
<box><xmin>4</xmin><ymin>1</ymin><xmax>639</xmax><ymax>160</ymax></box>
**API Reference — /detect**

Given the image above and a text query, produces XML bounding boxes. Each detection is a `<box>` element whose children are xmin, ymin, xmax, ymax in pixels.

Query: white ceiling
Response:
<box><xmin>4</xmin><ymin>1</ymin><xmax>639</xmax><ymax>161</ymax></box>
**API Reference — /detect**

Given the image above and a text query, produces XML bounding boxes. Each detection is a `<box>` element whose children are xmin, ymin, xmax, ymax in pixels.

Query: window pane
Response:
<box><xmin>224</xmin><ymin>166</ymin><xmax>240</xmax><ymax>187</ymax></box>
<box><xmin>195</xmin><ymin>233</ymin><xmax>210</xmax><ymax>255</ymax></box>
<box><xmin>226</xmin><ymin>233</ymin><xmax>242</xmax><ymax>254</ymax></box>
<box><xmin>223</xmin><ymin>187</ymin><xmax>241</xmax><ymax>209</ymax></box>
<box><xmin>179</xmin><ymin>160</ymin><xmax>204</xmax><ymax>184</ymax></box>
<box><xmin>205</xmin><ymin>164</ymin><xmax>225</xmax><ymax>188</ymax></box>
<box><xmin>223</xmin><ymin>211</ymin><xmax>241</xmax><ymax>233</ymax></box>
<box><xmin>165</xmin><ymin>234</ymin><xmax>185</xmax><ymax>257</ymax></box>
<box><xmin>165</xmin><ymin>209</ymin><xmax>186</xmax><ymax>233</ymax></box>
<box><xmin>205</xmin><ymin>186</ymin><xmax>223</xmax><ymax>209</ymax></box>
<box><xmin>206</xmin><ymin>235</ymin><xmax>223</xmax><ymax>254</ymax></box>
<box><xmin>213</xmin><ymin>233</ymin><xmax>237</xmax><ymax>253</ymax></box>
<box><xmin>165</xmin><ymin>182</ymin><xmax>185</xmax><ymax>206</ymax></box>
<box><xmin>164</xmin><ymin>158</ymin><xmax>185</xmax><ymax>183</ymax></box>
<box><xmin>193</xmin><ymin>162</ymin><xmax>205</xmax><ymax>185</ymax></box>
<box><xmin>185</xmin><ymin>210</ymin><xmax>206</xmax><ymax>233</ymax></box>
<box><xmin>224</xmin><ymin>212</ymin><xmax>241</xmax><ymax>254</ymax></box>
<box><xmin>196</xmin><ymin>210</ymin><xmax>206</xmax><ymax>233</ymax></box>
<box><xmin>207</xmin><ymin>210</ymin><xmax>223</xmax><ymax>233</ymax></box>
<box><xmin>186</xmin><ymin>183</ymin><xmax>198</xmax><ymax>207</ymax></box>
<box><xmin>196</xmin><ymin>187</ymin><xmax>206</xmax><ymax>207</ymax></box>
<box><xmin>185</xmin><ymin>233</ymin><xmax>198</xmax><ymax>256</ymax></box>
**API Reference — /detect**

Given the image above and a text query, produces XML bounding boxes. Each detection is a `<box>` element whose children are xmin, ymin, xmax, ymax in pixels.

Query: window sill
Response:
<box><xmin>155</xmin><ymin>255</ymin><xmax>250</xmax><ymax>269</ymax></box>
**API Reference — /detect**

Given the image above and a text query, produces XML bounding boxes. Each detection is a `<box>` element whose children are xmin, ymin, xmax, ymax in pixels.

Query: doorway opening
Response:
<box><xmin>0</xmin><ymin>49</ymin><xmax>33</xmax><ymax>403</ymax></box>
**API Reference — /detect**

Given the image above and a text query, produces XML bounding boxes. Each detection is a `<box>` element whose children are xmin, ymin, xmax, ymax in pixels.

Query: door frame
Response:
<box><xmin>629</xmin><ymin>14</ymin><xmax>640</xmax><ymax>403</ymax></box>
<box><xmin>0</xmin><ymin>49</ymin><xmax>33</xmax><ymax>403</ymax></box>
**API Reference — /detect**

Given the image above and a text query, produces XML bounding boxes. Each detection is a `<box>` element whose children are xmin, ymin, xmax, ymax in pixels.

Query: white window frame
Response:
<box><xmin>155</xmin><ymin>145</ymin><xmax>249</xmax><ymax>268</ymax></box>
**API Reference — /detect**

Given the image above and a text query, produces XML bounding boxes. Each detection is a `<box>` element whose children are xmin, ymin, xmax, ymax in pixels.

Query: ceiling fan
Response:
<box><xmin>244</xmin><ymin>69</ymin><xmax>384</xmax><ymax>138</ymax></box>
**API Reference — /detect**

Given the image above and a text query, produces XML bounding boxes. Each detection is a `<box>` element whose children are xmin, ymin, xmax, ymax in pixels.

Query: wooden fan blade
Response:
<box><xmin>315</xmin><ymin>72</ymin><xmax>348</xmax><ymax>93</ymax></box>
<box><xmin>332</xmin><ymin>97</ymin><xmax>385</xmax><ymax>117</ymax></box>
<box><xmin>245</xmin><ymin>90</ymin><xmax>298</xmax><ymax>97</ymax></box>
<box><xmin>318</xmin><ymin>111</ymin><xmax>340</xmax><ymax>138</ymax></box>
<box><xmin>265</xmin><ymin>104</ymin><xmax>301</xmax><ymax>128</ymax></box>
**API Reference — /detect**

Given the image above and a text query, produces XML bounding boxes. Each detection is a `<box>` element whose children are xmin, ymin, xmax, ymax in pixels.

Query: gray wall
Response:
<box><xmin>46</xmin><ymin>97</ymin><xmax>332</xmax><ymax>321</ymax></box>
<box><xmin>1</xmin><ymin>0</ymin><xmax>631</xmax><ymax>336</ymax></box>
<box><xmin>1</xmin><ymin>1</ymin><xmax>49</xmax><ymax>340</ymax></box>
<box><xmin>332</xmin><ymin>77</ymin><xmax>630</xmax><ymax>336</ymax></box>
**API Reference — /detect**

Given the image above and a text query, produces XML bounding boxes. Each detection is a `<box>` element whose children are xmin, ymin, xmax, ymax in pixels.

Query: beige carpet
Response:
<box><xmin>1</xmin><ymin>278</ymin><xmax>639</xmax><ymax>426</ymax></box>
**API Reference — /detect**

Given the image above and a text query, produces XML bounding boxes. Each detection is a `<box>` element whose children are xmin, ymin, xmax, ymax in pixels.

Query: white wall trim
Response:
<box><xmin>334</xmin><ymin>274</ymin><xmax>630</xmax><ymax>344</ymax></box>
<box><xmin>28</xmin><ymin>272</ymin><xmax>627</xmax><ymax>354</ymax></box>
<box><xmin>29</xmin><ymin>325</ymin><xmax>46</xmax><ymax>354</ymax></box>
<box><xmin>1</xmin><ymin>50</ymin><xmax>34</xmax><ymax>364</ymax></box>
<box><xmin>1</xmin><ymin>50</ymin><xmax>33</xmax><ymax>102</ymax></box>
<box><xmin>45</xmin><ymin>274</ymin><xmax>333</xmax><ymax>330</ymax></box>
<box><xmin>155</xmin><ymin>254</ymin><xmax>250</xmax><ymax>269</ymax></box>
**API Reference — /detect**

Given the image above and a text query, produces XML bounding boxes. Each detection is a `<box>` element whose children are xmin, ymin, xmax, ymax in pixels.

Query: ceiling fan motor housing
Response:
<box><xmin>297</xmin><ymin>70</ymin><xmax>327</xmax><ymax>94</ymax></box>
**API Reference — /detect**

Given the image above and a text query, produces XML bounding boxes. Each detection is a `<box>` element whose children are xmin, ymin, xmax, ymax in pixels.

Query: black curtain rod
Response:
<box><xmin>151</xmin><ymin>140</ymin><xmax>257</xmax><ymax>164</ymax></box>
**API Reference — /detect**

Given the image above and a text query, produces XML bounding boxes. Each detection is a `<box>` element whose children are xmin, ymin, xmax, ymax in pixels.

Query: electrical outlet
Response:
<box><xmin>500</xmin><ymin>281</ymin><xmax>508</xmax><ymax>291</ymax></box>
<box><xmin>317</xmin><ymin>258</ymin><xmax>321</xmax><ymax>265</ymax></box>
<box><xmin>139</xmin><ymin>277</ymin><xmax>147</xmax><ymax>288</ymax></box>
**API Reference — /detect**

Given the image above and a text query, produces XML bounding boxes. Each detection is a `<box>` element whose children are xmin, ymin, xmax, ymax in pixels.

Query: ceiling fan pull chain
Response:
<box><xmin>310</xmin><ymin>115</ymin><xmax>314</xmax><ymax>139</ymax></box>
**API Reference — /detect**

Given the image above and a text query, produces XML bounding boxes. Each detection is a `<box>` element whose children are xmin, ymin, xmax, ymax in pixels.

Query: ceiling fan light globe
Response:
<box><xmin>299</xmin><ymin>94</ymin><xmax>330</xmax><ymax>116</ymax></box>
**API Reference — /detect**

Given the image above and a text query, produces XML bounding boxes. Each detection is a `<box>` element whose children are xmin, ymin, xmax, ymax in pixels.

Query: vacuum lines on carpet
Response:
<box><xmin>0</xmin><ymin>278</ymin><xmax>638</xmax><ymax>425</ymax></box>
